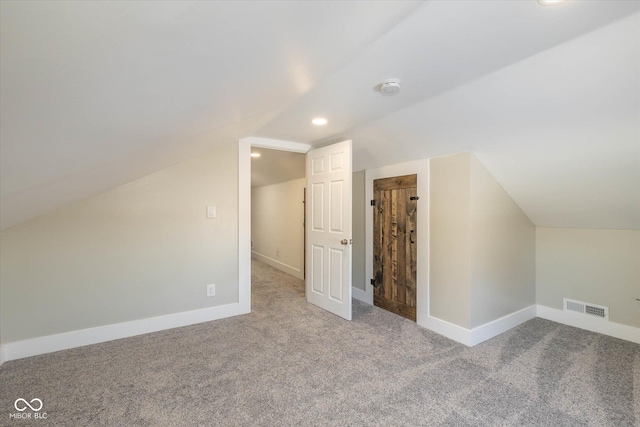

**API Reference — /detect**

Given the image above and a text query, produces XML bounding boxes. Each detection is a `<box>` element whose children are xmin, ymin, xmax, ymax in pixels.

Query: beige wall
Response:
<box><xmin>0</xmin><ymin>143</ymin><xmax>239</xmax><ymax>343</ymax></box>
<box><xmin>429</xmin><ymin>152</ymin><xmax>536</xmax><ymax>329</ymax></box>
<box><xmin>536</xmin><ymin>227</ymin><xmax>640</xmax><ymax>328</ymax></box>
<box><xmin>469</xmin><ymin>155</ymin><xmax>536</xmax><ymax>328</ymax></box>
<box><xmin>429</xmin><ymin>153</ymin><xmax>472</xmax><ymax>328</ymax></box>
<box><xmin>251</xmin><ymin>178</ymin><xmax>305</xmax><ymax>279</ymax></box>
<box><xmin>352</xmin><ymin>171</ymin><xmax>366</xmax><ymax>291</ymax></box>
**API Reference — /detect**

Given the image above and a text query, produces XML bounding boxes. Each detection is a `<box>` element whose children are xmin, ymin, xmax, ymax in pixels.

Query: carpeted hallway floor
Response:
<box><xmin>1</xmin><ymin>259</ymin><xmax>638</xmax><ymax>426</ymax></box>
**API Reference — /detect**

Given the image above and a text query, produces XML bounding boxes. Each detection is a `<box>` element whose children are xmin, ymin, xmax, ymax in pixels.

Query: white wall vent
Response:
<box><xmin>563</xmin><ymin>298</ymin><xmax>609</xmax><ymax>320</ymax></box>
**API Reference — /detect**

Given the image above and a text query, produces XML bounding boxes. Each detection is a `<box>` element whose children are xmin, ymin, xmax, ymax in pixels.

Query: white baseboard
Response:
<box><xmin>2</xmin><ymin>302</ymin><xmax>247</xmax><ymax>363</ymax></box>
<box><xmin>252</xmin><ymin>251</ymin><xmax>303</xmax><ymax>280</ymax></box>
<box><xmin>5</xmin><ymin>301</ymin><xmax>635</xmax><ymax>364</ymax></box>
<box><xmin>536</xmin><ymin>304</ymin><xmax>640</xmax><ymax>344</ymax></box>
<box><xmin>352</xmin><ymin>286</ymin><xmax>372</xmax><ymax>304</ymax></box>
<box><xmin>469</xmin><ymin>305</ymin><xmax>537</xmax><ymax>346</ymax></box>
<box><xmin>424</xmin><ymin>316</ymin><xmax>471</xmax><ymax>346</ymax></box>
<box><xmin>424</xmin><ymin>305</ymin><xmax>537</xmax><ymax>347</ymax></box>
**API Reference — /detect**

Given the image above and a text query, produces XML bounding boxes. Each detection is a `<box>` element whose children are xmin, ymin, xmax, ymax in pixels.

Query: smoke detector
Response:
<box><xmin>378</xmin><ymin>79</ymin><xmax>401</xmax><ymax>95</ymax></box>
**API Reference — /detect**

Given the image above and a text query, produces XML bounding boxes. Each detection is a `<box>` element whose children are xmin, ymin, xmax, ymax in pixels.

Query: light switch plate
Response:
<box><xmin>207</xmin><ymin>284</ymin><xmax>216</xmax><ymax>297</ymax></box>
<box><xmin>206</xmin><ymin>205</ymin><xmax>216</xmax><ymax>219</ymax></box>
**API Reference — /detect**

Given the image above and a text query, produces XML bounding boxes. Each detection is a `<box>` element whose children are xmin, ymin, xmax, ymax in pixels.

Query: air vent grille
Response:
<box><xmin>563</xmin><ymin>298</ymin><xmax>608</xmax><ymax>320</ymax></box>
<box><xmin>566</xmin><ymin>300</ymin><xmax>584</xmax><ymax>313</ymax></box>
<box><xmin>585</xmin><ymin>305</ymin><xmax>606</xmax><ymax>318</ymax></box>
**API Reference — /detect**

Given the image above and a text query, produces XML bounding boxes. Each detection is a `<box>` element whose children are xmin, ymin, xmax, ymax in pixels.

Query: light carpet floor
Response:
<box><xmin>1</xmin><ymin>259</ymin><xmax>639</xmax><ymax>426</ymax></box>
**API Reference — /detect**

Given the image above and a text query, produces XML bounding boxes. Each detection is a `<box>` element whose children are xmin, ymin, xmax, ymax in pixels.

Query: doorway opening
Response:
<box><xmin>238</xmin><ymin>137</ymin><xmax>354</xmax><ymax>321</ymax></box>
<box><xmin>363</xmin><ymin>159</ymin><xmax>428</xmax><ymax>326</ymax></box>
<box><xmin>250</xmin><ymin>147</ymin><xmax>306</xmax><ymax>282</ymax></box>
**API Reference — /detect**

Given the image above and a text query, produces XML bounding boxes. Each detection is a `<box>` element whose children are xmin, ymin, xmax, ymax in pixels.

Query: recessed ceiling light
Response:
<box><xmin>312</xmin><ymin>117</ymin><xmax>328</xmax><ymax>126</ymax></box>
<box><xmin>251</xmin><ymin>152</ymin><xmax>261</xmax><ymax>158</ymax></box>
<box><xmin>538</xmin><ymin>0</ymin><xmax>566</xmax><ymax>5</ymax></box>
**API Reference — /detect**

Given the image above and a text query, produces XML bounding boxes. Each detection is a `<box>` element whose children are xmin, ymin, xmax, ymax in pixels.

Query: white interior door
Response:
<box><xmin>306</xmin><ymin>140</ymin><xmax>352</xmax><ymax>320</ymax></box>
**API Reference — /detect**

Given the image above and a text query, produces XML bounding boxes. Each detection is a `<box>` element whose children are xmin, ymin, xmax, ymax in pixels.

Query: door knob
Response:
<box><xmin>341</xmin><ymin>239</ymin><xmax>348</xmax><ymax>245</ymax></box>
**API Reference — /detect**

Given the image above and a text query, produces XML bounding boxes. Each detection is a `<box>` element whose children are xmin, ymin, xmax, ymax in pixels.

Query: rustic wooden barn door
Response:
<box><xmin>373</xmin><ymin>174</ymin><xmax>417</xmax><ymax>321</ymax></box>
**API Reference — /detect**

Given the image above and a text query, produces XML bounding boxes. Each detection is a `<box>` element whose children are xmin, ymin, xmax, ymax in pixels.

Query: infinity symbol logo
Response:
<box><xmin>14</xmin><ymin>398</ymin><xmax>43</xmax><ymax>412</ymax></box>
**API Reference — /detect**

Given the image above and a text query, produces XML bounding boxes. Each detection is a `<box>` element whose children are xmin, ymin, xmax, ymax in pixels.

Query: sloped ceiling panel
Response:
<box><xmin>251</xmin><ymin>149</ymin><xmax>305</xmax><ymax>189</ymax></box>
<box><xmin>1</xmin><ymin>1</ymin><xmax>638</xmax><ymax>231</ymax></box>
<box><xmin>346</xmin><ymin>13</ymin><xmax>639</xmax><ymax>229</ymax></box>
<box><xmin>0</xmin><ymin>1</ymin><xmax>422</xmax><ymax>230</ymax></box>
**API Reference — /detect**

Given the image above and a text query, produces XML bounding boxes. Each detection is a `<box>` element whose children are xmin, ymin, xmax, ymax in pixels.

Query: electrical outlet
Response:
<box><xmin>207</xmin><ymin>284</ymin><xmax>216</xmax><ymax>297</ymax></box>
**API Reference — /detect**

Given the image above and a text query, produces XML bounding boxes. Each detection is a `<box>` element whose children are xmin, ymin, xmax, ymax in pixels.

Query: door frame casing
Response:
<box><xmin>364</xmin><ymin>159</ymin><xmax>429</xmax><ymax>326</ymax></box>
<box><xmin>238</xmin><ymin>137</ymin><xmax>311</xmax><ymax>314</ymax></box>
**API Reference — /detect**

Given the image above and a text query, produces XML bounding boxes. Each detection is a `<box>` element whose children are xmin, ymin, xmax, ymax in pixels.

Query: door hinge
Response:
<box><xmin>370</xmin><ymin>279</ymin><xmax>376</xmax><ymax>286</ymax></box>
<box><xmin>370</xmin><ymin>199</ymin><xmax>375</xmax><ymax>206</ymax></box>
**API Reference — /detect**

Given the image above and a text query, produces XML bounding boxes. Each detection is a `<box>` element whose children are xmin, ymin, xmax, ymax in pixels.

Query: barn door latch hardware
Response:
<box><xmin>410</xmin><ymin>196</ymin><xmax>419</xmax><ymax>201</ymax></box>
<box><xmin>370</xmin><ymin>279</ymin><xmax>378</xmax><ymax>286</ymax></box>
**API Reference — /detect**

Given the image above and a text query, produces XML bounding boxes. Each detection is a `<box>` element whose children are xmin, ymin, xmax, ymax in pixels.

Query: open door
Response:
<box><xmin>306</xmin><ymin>140</ymin><xmax>352</xmax><ymax>320</ymax></box>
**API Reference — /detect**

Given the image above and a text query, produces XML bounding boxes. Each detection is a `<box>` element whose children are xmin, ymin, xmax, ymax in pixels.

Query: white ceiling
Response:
<box><xmin>346</xmin><ymin>12</ymin><xmax>639</xmax><ymax>230</ymax></box>
<box><xmin>251</xmin><ymin>149</ymin><xmax>305</xmax><ymax>189</ymax></box>
<box><xmin>1</xmin><ymin>1</ymin><xmax>638</xmax><ymax>230</ymax></box>
<box><xmin>0</xmin><ymin>0</ymin><xmax>421</xmax><ymax>229</ymax></box>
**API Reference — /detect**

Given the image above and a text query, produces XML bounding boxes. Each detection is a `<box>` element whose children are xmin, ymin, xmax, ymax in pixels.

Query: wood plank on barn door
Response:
<box><xmin>373</xmin><ymin>174</ymin><xmax>417</xmax><ymax>321</ymax></box>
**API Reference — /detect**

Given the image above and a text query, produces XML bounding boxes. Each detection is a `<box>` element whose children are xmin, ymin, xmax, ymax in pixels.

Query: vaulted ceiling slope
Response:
<box><xmin>0</xmin><ymin>1</ymin><xmax>422</xmax><ymax>230</ymax></box>
<box><xmin>1</xmin><ymin>1</ymin><xmax>638</xmax><ymax>231</ymax></box>
<box><xmin>343</xmin><ymin>12</ymin><xmax>639</xmax><ymax>230</ymax></box>
<box><xmin>251</xmin><ymin>149</ymin><xmax>305</xmax><ymax>189</ymax></box>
